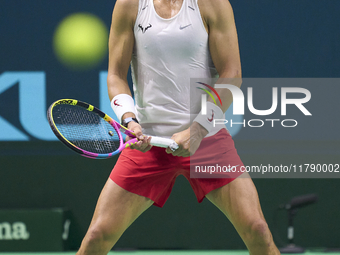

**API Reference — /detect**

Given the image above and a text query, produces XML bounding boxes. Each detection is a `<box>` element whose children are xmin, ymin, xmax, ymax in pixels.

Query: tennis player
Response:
<box><xmin>77</xmin><ymin>0</ymin><xmax>280</xmax><ymax>254</ymax></box>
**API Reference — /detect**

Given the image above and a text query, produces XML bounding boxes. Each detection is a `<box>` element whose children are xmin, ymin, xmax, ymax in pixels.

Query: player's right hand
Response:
<box><xmin>166</xmin><ymin>122</ymin><xmax>208</xmax><ymax>157</ymax></box>
<box><xmin>126</xmin><ymin>121</ymin><xmax>153</xmax><ymax>152</ymax></box>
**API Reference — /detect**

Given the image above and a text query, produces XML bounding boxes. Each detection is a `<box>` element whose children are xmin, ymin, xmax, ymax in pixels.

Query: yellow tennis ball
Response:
<box><xmin>53</xmin><ymin>13</ymin><xmax>108</xmax><ymax>70</ymax></box>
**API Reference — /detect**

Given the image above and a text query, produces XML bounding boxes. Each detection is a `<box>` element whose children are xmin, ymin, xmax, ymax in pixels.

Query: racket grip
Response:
<box><xmin>125</xmin><ymin>138</ymin><xmax>138</xmax><ymax>147</ymax></box>
<box><xmin>150</xmin><ymin>136</ymin><xmax>179</xmax><ymax>151</ymax></box>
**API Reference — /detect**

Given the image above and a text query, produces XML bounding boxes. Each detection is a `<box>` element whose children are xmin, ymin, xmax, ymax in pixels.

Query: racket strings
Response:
<box><xmin>53</xmin><ymin>105</ymin><xmax>121</xmax><ymax>154</ymax></box>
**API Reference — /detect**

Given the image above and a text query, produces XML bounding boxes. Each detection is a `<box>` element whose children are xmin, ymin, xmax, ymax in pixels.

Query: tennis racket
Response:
<box><xmin>47</xmin><ymin>99</ymin><xmax>179</xmax><ymax>159</ymax></box>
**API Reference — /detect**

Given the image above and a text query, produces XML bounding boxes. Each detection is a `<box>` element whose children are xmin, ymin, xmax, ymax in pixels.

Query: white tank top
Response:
<box><xmin>131</xmin><ymin>0</ymin><xmax>223</xmax><ymax>138</ymax></box>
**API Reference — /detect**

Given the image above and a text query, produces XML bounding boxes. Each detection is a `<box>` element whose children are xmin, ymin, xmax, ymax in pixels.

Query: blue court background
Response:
<box><xmin>0</xmin><ymin>0</ymin><xmax>339</xmax><ymax>252</ymax></box>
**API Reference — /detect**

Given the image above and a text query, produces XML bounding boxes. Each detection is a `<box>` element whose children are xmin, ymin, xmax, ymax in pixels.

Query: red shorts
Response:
<box><xmin>110</xmin><ymin>129</ymin><xmax>244</xmax><ymax>207</ymax></box>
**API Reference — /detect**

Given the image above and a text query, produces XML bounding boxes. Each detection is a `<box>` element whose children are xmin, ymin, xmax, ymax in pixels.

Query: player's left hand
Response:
<box><xmin>166</xmin><ymin>122</ymin><xmax>208</xmax><ymax>157</ymax></box>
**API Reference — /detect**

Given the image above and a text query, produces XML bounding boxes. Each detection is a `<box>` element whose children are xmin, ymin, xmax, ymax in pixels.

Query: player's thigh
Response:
<box><xmin>87</xmin><ymin>178</ymin><xmax>154</xmax><ymax>237</ymax></box>
<box><xmin>205</xmin><ymin>173</ymin><xmax>265</xmax><ymax>231</ymax></box>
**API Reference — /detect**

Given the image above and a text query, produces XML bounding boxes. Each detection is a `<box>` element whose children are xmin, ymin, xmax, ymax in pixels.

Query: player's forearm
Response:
<box><xmin>107</xmin><ymin>73</ymin><xmax>136</xmax><ymax>121</ymax></box>
<box><xmin>208</xmin><ymin>70</ymin><xmax>242</xmax><ymax>113</ymax></box>
<box><xmin>193</xmin><ymin>71</ymin><xmax>241</xmax><ymax>134</ymax></box>
<box><xmin>107</xmin><ymin>74</ymin><xmax>132</xmax><ymax>101</ymax></box>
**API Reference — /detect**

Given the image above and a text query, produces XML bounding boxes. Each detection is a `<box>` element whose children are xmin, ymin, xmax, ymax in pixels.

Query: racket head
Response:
<box><xmin>47</xmin><ymin>99</ymin><xmax>138</xmax><ymax>159</ymax></box>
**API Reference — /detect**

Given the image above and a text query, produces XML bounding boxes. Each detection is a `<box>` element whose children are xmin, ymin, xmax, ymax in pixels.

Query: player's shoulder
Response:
<box><xmin>113</xmin><ymin>0</ymin><xmax>139</xmax><ymax>23</ymax></box>
<box><xmin>114</xmin><ymin>0</ymin><xmax>139</xmax><ymax>9</ymax></box>
<box><xmin>114</xmin><ymin>0</ymin><xmax>139</xmax><ymax>16</ymax></box>
<box><xmin>198</xmin><ymin>0</ymin><xmax>231</xmax><ymax>9</ymax></box>
<box><xmin>198</xmin><ymin>0</ymin><xmax>233</xmax><ymax>23</ymax></box>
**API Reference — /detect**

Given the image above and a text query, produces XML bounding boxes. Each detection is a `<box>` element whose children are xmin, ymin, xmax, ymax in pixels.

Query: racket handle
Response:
<box><xmin>150</xmin><ymin>136</ymin><xmax>179</xmax><ymax>151</ymax></box>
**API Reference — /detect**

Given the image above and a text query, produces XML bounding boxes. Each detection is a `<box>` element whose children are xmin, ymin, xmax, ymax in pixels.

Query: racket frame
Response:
<box><xmin>47</xmin><ymin>99</ymin><xmax>138</xmax><ymax>159</ymax></box>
